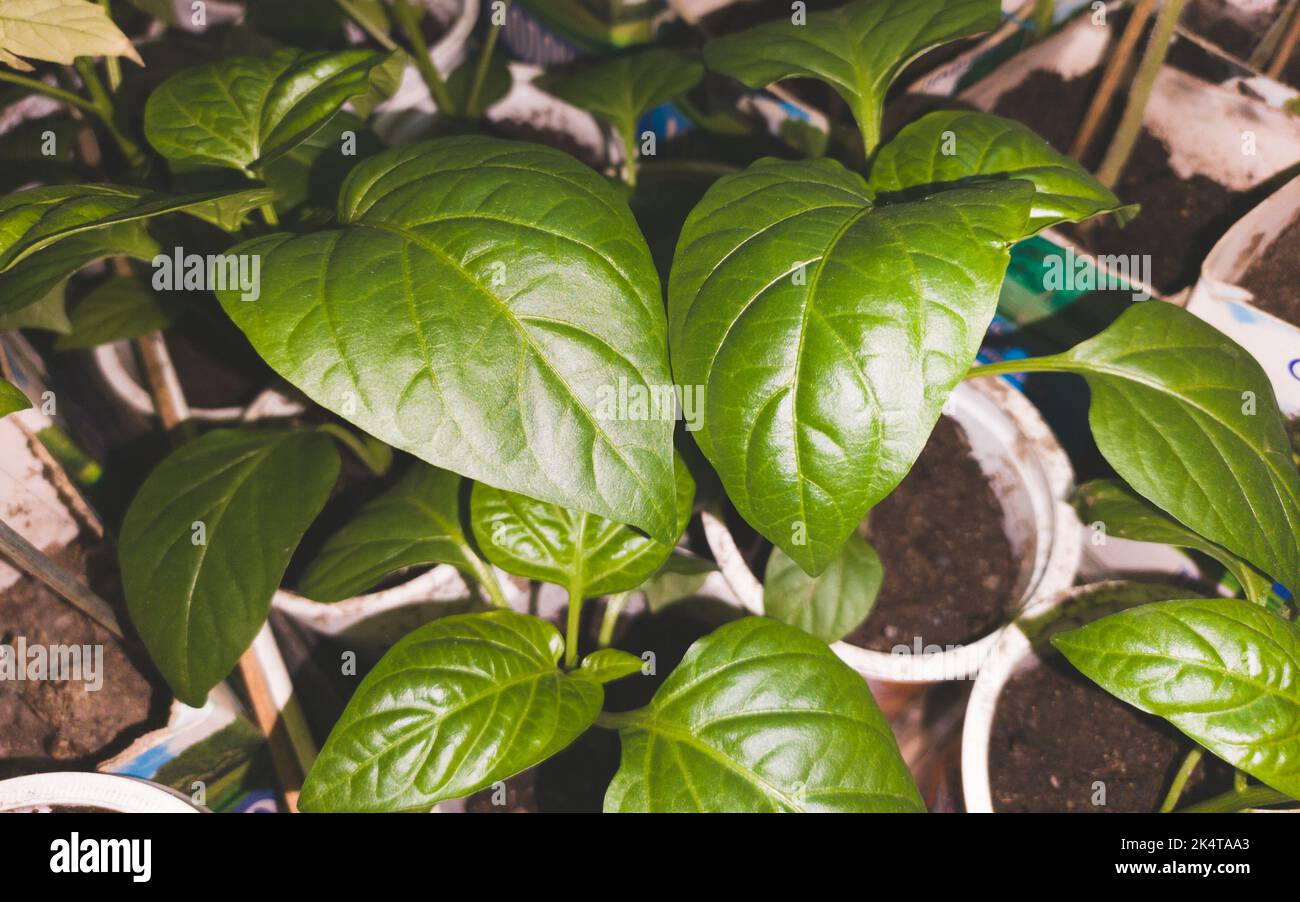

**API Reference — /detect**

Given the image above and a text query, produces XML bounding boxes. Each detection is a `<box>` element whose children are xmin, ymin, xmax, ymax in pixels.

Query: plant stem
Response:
<box><xmin>315</xmin><ymin>423</ymin><xmax>389</xmax><ymax>475</ymax></box>
<box><xmin>1234</xmin><ymin>769</ymin><xmax>1249</xmax><ymax>793</ymax></box>
<box><xmin>1267</xmin><ymin>0</ymin><xmax>1300</xmax><ymax>78</ymax></box>
<box><xmin>564</xmin><ymin>581</ymin><xmax>585</xmax><ymax>669</ymax></box>
<box><xmin>336</xmin><ymin>0</ymin><xmax>399</xmax><ymax>50</ymax></box>
<box><xmin>1070</xmin><ymin>0</ymin><xmax>1158</xmax><ymax>161</ymax></box>
<box><xmin>72</xmin><ymin>58</ymin><xmax>146</xmax><ymax>168</ymax></box>
<box><xmin>963</xmin><ymin>355</ymin><xmax>1064</xmax><ymax>380</ymax></box>
<box><xmin>595</xmin><ymin>710</ymin><xmax>638</xmax><ymax>730</ymax></box>
<box><xmin>0</xmin><ymin>70</ymin><xmax>101</xmax><ymax>116</ymax></box>
<box><xmin>1178</xmin><ymin>783</ymin><xmax>1294</xmax><ymax>813</ymax></box>
<box><xmin>260</xmin><ymin>203</ymin><xmax>280</xmax><ymax>227</ymax></box>
<box><xmin>1030</xmin><ymin>0</ymin><xmax>1055</xmax><ymax>41</ymax></box>
<box><xmin>1094</xmin><ymin>0</ymin><xmax>1187</xmax><ymax>189</ymax></box>
<box><xmin>1249</xmin><ymin>0</ymin><xmax>1299</xmax><ymax>69</ymax></box>
<box><xmin>392</xmin><ymin>0</ymin><xmax>456</xmax><ymax>115</ymax></box>
<box><xmin>100</xmin><ymin>1</ymin><xmax>122</xmax><ymax>91</ymax></box>
<box><xmin>465</xmin><ymin>2</ymin><xmax>510</xmax><ymax>116</ymax></box>
<box><xmin>598</xmin><ymin>591</ymin><xmax>631</xmax><ymax>648</ymax></box>
<box><xmin>619</xmin><ymin>122</ymin><xmax>639</xmax><ymax>188</ymax></box>
<box><xmin>462</xmin><ymin>554</ymin><xmax>512</xmax><ymax>609</ymax></box>
<box><xmin>1159</xmin><ymin>747</ymin><xmax>1202</xmax><ymax>812</ymax></box>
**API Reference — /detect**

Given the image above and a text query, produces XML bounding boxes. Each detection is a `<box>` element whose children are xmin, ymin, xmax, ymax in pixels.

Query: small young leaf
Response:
<box><xmin>54</xmin><ymin>276</ymin><xmax>172</xmax><ymax>350</ymax></box>
<box><xmin>0</xmin><ymin>0</ymin><xmax>142</xmax><ymax>71</ymax></box>
<box><xmin>869</xmin><ymin>110</ymin><xmax>1135</xmax><ymax>233</ymax></box>
<box><xmin>301</xmin><ymin>610</ymin><xmax>603</xmax><ymax>811</ymax></box>
<box><xmin>0</xmin><ymin>377</ymin><xmax>30</xmax><ymax>416</ymax></box>
<box><xmin>0</xmin><ymin>222</ymin><xmax>160</xmax><ymax>315</ymax></box>
<box><xmin>297</xmin><ymin>462</ymin><xmax>478</xmax><ymax>602</ymax></box>
<box><xmin>579</xmin><ymin>647</ymin><xmax>643</xmax><ymax>684</ymax></box>
<box><xmin>764</xmin><ymin>532</ymin><xmax>882</xmax><ymax>643</ymax></box>
<box><xmin>1053</xmin><ymin>598</ymin><xmax>1300</xmax><ymax>799</ymax></box>
<box><xmin>603</xmin><ymin>617</ymin><xmax>923</xmax><ymax>812</ymax></box>
<box><xmin>143</xmin><ymin>48</ymin><xmax>394</xmax><ymax>171</ymax></box>
<box><xmin>216</xmin><ymin>136</ymin><xmax>679</xmax><ymax>543</ymax></box>
<box><xmin>120</xmin><ymin>429</ymin><xmax>340</xmax><ymax>706</ymax></box>
<box><xmin>469</xmin><ymin>454</ymin><xmax>694</xmax><ymax>597</ymax></box>
<box><xmin>703</xmin><ymin>0</ymin><xmax>998</xmax><ymax>152</ymax></box>
<box><xmin>445</xmin><ymin>49</ymin><xmax>512</xmax><ymax>118</ymax></box>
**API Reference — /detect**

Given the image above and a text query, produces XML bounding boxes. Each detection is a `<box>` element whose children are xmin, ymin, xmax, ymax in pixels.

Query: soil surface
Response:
<box><xmin>1239</xmin><ymin>213</ymin><xmax>1300</xmax><ymax>325</ymax></box>
<box><xmin>0</xmin><ymin>540</ymin><xmax>170</xmax><ymax>779</ymax></box>
<box><xmin>845</xmin><ymin>416</ymin><xmax>1020</xmax><ymax>652</ymax></box>
<box><xmin>989</xmin><ymin>651</ymin><xmax>1234</xmax><ymax>812</ymax></box>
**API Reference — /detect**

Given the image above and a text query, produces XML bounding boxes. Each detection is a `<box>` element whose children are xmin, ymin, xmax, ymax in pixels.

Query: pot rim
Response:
<box><xmin>0</xmin><ymin>771</ymin><xmax>204</xmax><ymax>813</ymax></box>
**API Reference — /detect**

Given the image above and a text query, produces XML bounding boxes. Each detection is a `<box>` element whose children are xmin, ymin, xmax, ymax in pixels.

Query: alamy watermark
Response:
<box><xmin>1043</xmin><ymin>247</ymin><xmax>1152</xmax><ymax>301</ymax></box>
<box><xmin>595</xmin><ymin>377</ymin><xmax>705</xmax><ymax>432</ymax></box>
<box><xmin>0</xmin><ymin>638</ymin><xmax>103</xmax><ymax>691</ymax></box>
<box><xmin>153</xmin><ymin>246</ymin><xmax>261</xmax><ymax>302</ymax></box>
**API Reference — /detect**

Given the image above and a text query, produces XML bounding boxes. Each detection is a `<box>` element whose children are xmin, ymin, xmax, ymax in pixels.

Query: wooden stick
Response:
<box><xmin>238</xmin><ymin>625</ymin><xmax>316</xmax><ymax>813</ymax></box>
<box><xmin>1266</xmin><ymin>0</ymin><xmax>1300</xmax><ymax>78</ymax></box>
<box><xmin>1070</xmin><ymin>0</ymin><xmax>1159</xmax><ymax>161</ymax></box>
<box><xmin>0</xmin><ymin>518</ymin><xmax>123</xmax><ymax>638</ymax></box>
<box><xmin>1248</xmin><ymin>0</ymin><xmax>1298</xmax><ymax>69</ymax></box>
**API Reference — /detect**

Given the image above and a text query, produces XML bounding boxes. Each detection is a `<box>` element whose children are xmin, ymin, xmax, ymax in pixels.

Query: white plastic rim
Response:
<box><xmin>94</xmin><ymin>342</ymin><xmax>245</xmax><ymax>422</ymax></box>
<box><xmin>0</xmin><ymin>772</ymin><xmax>203</xmax><ymax>813</ymax></box>
<box><xmin>375</xmin><ymin>0</ymin><xmax>480</xmax><ymax>116</ymax></box>
<box><xmin>704</xmin><ymin>375</ymin><xmax>1081</xmax><ymax>683</ymax></box>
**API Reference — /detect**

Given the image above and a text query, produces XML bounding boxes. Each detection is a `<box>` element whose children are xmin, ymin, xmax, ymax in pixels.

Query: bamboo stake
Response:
<box><xmin>0</xmin><ymin>518</ymin><xmax>123</xmax><ymax>638</ymax></box>
<box><xmin>1248</xmin><ymin>0</ymin><xmax>1298</xmax><ymax>69</ymax></box>
<box><xmin>1266</xmin><ymin>0</ymin><xmax>1300</xmax><ymax>78</ymax></box>
<box><xmin>1070</xmin><ymin>0</ymin><xmax>1159</xmax><ymax>161</ymax></box>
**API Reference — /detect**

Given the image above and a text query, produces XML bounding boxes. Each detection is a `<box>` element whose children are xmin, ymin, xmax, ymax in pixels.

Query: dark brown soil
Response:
<box><xmin>845</xmin><ymin>416</ymin><xmax>1020</xmax><ymax>652</ymax></box>
<box><xmin>992</xmin><ymin>69</ymin><xmax>1257</xmax><ymax>293</ymax></box>
<box><xmin>989</xmin><ymin>651</ymin><xmax>1235</xmax><ymax>812</ymax></box>
<box><xmin>1239</xmin><ymin>213</ymin><xmax>1300</xmax><ymax>325</ymax></box>
<box><xmin>0</xmin><ymin>541</ymin><xmax>170</xmax><ymax>779</ymax></box>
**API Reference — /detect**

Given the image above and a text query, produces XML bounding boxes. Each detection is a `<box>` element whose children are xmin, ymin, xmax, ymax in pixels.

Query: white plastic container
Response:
<box><xmin>0</xmin><ymin>772</ymin><xmax>204</xmax><ymax>812</ymax></box>
<box><xmin>704</xmin><ymin>375</ymin><xmax>1081</xmax><ymax>682</ymax></box>
<box><xmin>373</xmin><ymin>0</ymin><xmax>479</xmax><ymax>118</ymax></box>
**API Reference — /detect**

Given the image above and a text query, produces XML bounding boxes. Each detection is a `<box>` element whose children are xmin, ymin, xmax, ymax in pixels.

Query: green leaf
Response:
<box><xmin>0</xmin><ymin>221</ymin><xmax>159</xmax><ymax>315</ymax></box>
<box><xmin>216</xmin><ymin>136</ymin><xmax>679</xmax><ymax>542</ymax></box>
<box><xmin>1053</xmin><ymin>598</ymin><xmax>1300</xmax><ymax>799</ymax></box>
<box><xmin>580</xmin><ymin>647</ymin><xmax>644</xmax><ymax>684</ymax></box>
<box><xmin>764</xmin><ymin>532</ymin><xmax>882</xmax><ymax>643</ymax></box>
<box><xmin>124</xmin><ymin>0</ymin><xmax>176</xmax><ymax>24</ymax></box>
<box><xmin>538</xmin><ymin>48</ymin><xmax>704</xmax><ymax>150</ymax></box>
<box><xmin>470</xmin><ymin>453</ymin><xmax>694</xmax><ymax>597</ymax></box>
<box><xmin>1074</xmin><ymin>479</ymin><xmax>1275</xmax><ymax>608</ymax></box>
<box><xmin>120</xmin><ymin>428</ymin><xmax>340</xmax><ymax>706</ymax></box>
<box><xmin>300</xmin><ymin>610</ymin><xmax>603</xmax><ymax>811</ymax></box>
<box><xmin>0</xmin><ymin>114</ymin><xmax>86</xmax><ymax>193</ymax></box>
<box><xmin>54</xmin><ymin>275</ymin><xmax>172</xmax><ymax>349</ymax></box>
<box><xmin>0</xmin><ymin>0</ymin><xmax>142</xmax><ymax>71</ymax></box>
<box><xmin>1023</xmin><ymin>302</ymin><xmax>1300</xmax><ymax>592</ymax></box>
<box><xmin>603</xmin><ymin>617</ymin><xmax>923</xmax><ymax>812</ymax></box>
<box><xmin>703</xmin><ymin>0</ymin><xmax>999</xmax><ymax>152</ymax></box>
<box><xmin>0</xmin><ymin>377</ymin><xmax>30</xmax><ymax>416</ymax></box>
<box><xmin>143</xmin><ymin>48</ymin><xmax>393</xmax><ymax>171</ymax></box>
<box><xmin>297</xmin><ymin>462</ymin><xmax>477</xmax><ymax>602</ymax></box>
<box><xmin>668</xmin><ymin>156</ymin><xmax>1033</xmax><ymax>573</ymax></box>
<box><xmin>0</xmin><ymin>184</ymin><xmax>275</xmax><ymax>272</ymax></box>
<box><xmin>258</xmin><ymin>112</ymin><xmax>381</xmax><ymax>214</ymax></box>
<box><xmin>349</xmin><ymin>46</ymin><xmax>406</xmax><ymax>121</ymax></box>
<box><xmin>869</xmin><ymin>110</ymin><xmax>1135</xmax><ymax>233</ymax></box>
<box><xmin>445</xmin><ymin>49</ymin><xmax>512</xmax><ymax>118</ymax></box>
<box><xmin>0</xmin><ymin>281</ymin><xmax>70</xmax><ymax>334</ymax></box>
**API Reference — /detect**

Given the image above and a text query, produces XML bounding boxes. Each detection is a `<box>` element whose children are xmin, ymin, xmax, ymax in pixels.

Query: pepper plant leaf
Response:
<box><xmin>0</xmin><ymin>221</ymin><xmax>159</xmax><ymax>315</ymax></box>
<box><xmin>216</xmin><ymin>136</ymin><xmax>679</xmax><ymax>543</ymax></box>
<box><xmin>668</xmin><ymin>156</ymin><xmax>1034</xmax><ymax>574</ymax></box>
<box><xmin>297</xmin><ymin>462</ymin><xmax>478</xmax><ymax>602</ymax></box>
<box><xmin>764</xmin><ymin>532</ymin><xmax>882</xmax><ymax>643</ymax></box>
<box><xmin>143</xmin><ymin>48</ymin><xmax>396</xmax><ymax>171</ymax></box>
<box><xmin>1053</xmin><ymin>598</ymin><xmax>1300</xmax><ymax>799</ymax></box>
<box><xmin>603</xmin><ymin>617</ymin><xmax>922</xmax><ymax>812</ymax></box>
<box><xmin>703</xmin><ymin>0</ymin><xmax>999</xmax><ymax>153</ymax></box>
<box><xmin>119</xmin><ymin>428</ymin><xmax>340</xmax><ymax>706</ymax></box>
<box><xmin>1009</xmin><ymin>302</ymin><xmax>1300</xmax><ymax>592</ymax></box>
<box><xmin>300</xmin><ymin>610</ymin><xmax>604</xmax><ymax>811</ymax></box>
<box><xmin>1074</xmin><ymin>479</ymin><xmax>1276</xmax><ymax>609</ymax></box>
<box><xmin>580</xmin><ymin>647</ymin><xmax>644</xmax><ymax>684</ymax></box>
<box><xmin>0</xmin><ymin>0</ymin><xmax>142</xmax><ymax>71</ymax></box>
<box><xmin>469</xmin><ymin>453</ymin><xmax>694</xmax><ymax>597</ymax></box>
<box><xmin>0</xmin><ymin>377</ymin><xmax>30</xmax><ymax>417</ymax></box>
<box><xmin>869</xmin><ymin>110</ymin><xmax>1135</xmax><ymax>233</ymax></box>
<box><xmin>53</xmin><ymin>275</ymin><xmax>172</xmax><ymax>350</ymax></box>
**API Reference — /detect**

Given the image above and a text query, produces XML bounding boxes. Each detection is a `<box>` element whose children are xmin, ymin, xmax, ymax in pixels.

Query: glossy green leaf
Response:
<box><xmin>603</xmin><ymin>617</ymin><xmax>922</xmax><ymax>812</ymax></box>
<box><xmin>258</xmin><ymin>112</ymin><xmax>381</xmax><ymax>214</ymax></box>
<box><xmin>120</xmin><ymin>428</ymin><xmax>340</xmax><ymax>705</ymax></box>
<box><xmin>0</xmin><ymin>184</ymin><xmax>274</xmax><ymax>273</ymax></box>
<box><xmin>0</xmin><ymin>0</ymin><xmax>141</xmax><ymax>71</ymax></box>
<box><xmin>1022</xmin><ymin>302</ymin><xmax>1300</xmax><ymax>592</ymax></box>
<box><xmin>470</xmin><ymin>453</ymin><xmax>694</xmax><ymax>596</ymax></box>
<box><xmin>143</xmin><ymin>47</ymin><xmax>394</xmax><ymax>171</ymax></box>
<box><xmin>301</xmin><ymin>610</ymin><xmax>603</xmax><ymax>811</ymax></box>
<box><xmin>538</xmin><ymin>48</ymin><xmax>704</xmax><ymax>150</ymax></box>
<box><xmin>580</xmin><ymin>647</ymin><xmax>644</xmax><ymax>684</ymax></box>
<box><xmin>764</xmin><ymin>532</ymin><xmax>882</xmax><ymax>642</ymax></box>
<box><xmin>0</xmin><ymin>114</ymin><xmax>86</xmax><ymax>193</ymax></box>
<box><xmin>669</xmin><ymin>156</ymin><xmax>1033</xmax><ymax>574</ymax></box>
<box><xmin>869</xmin><ymin>110</ymin><xmax>1135</xmax><ymax>233</ymax></box>
<box><xmin>54</xmin><ymin>276</ymin><xmax>172</xmax><ymax>349</ymax></box>
<box><xmin>0</xmin><ymin>221</ymin><xmax>159</xmax><ymax>315</ymax></box>
<box><xmin>0</xmin><ymin>281</ymin><xmax>70</xmax><ymax>333</ymax></box>
<box><xmin>297</xmin><ymin>462</ymin><xmax>477</xmax><ymax>602</ymax></box>
<box><xmin>703</xmin><ymin>0</ymin><xmax>999</xmax><ymax>152</ymax></box>
<box><xmin>1074</xmin><ymin>479</ymin><xmax>1275</xmax><ymax>608</ymax></box>
<box><xmin>0</xmin><ymin>377</ymin><xmax>30</xmax><ymax>416</ymax></box>
<box><xmin>1053</xmin><ymin>598</ymin><xmax>1300</xmax><ymax>799</ymax></box>
<box><xmin>216</xmin><ymin>136</ymin><xmax>678</xmax><ymax>542</ymax></box>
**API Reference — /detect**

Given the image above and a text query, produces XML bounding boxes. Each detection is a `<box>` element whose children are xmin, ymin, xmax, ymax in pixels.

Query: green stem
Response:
<box><xmin>564</xmin><ymin>581</ymin><xmax>585</xmax><ymax>669</ymax></box>
<box><xmin>595</xmin><ymin>710</ymin><xmax>638</xmax><ymax>730</ymax></box>
<box><xmin>1178</xmin><ymin>783</ymin><xmax>1294</xmax><ymax>813</ymax></box>
<box><xmin>963</xmin><ymin>354</ymin><xmax>1067</xmax><ymax>380</ymax></box>
<box><xmin>598</xmin><ymin>591</ymin><xmax>631</xmax><ymax>648</ymax></box>
<box><xmin>100</xmin><ymin>1</ymin><xmax>122</xmax><ymax>91</ymax></box>
<box><xmin>1030</xmin><ymin>0</ymin><xmax>1055</xmax><ymax>41</ymax></box>
<box><xmin>72</xmin><ymin>58</ymin><xmax>146</xmax><ymax>168</ymax></box>
<box><xmin>465</xmin><ymin>3</ymin><xmax>509</xmax><ymax>116</ymax></box>
<box><xmin>260</xmin><ymin>203</ymin><xmax>280</xmax><ymax>227</ymax></box>
<box><xmin>1095</xmin><ymin>0</ymin><xmax>1187</xmax><ymax>189</ymax></box>
<box><xmin>0</xmin><ymin>70</ymin><xmax>101</xmax><ymax>116</ymax></box>
<box><xmin>315</xmin><ymin>423</ymin><xmax>388</xmax><ymax>475</ymax></box>
<box><xmin>462</xmin><ymin>554</ymin><xmax>511</xmax><ymax>610</ymax></box>
<box><xmin>1159</xmin><ymin>748</ymin><xmax>1202</xmax><ymax>812</ymax></box>
<box><xmin>392</xmin><ymin>0</ymin><xmax>456</xmax><ymax>115</ymax></box>
<box><xmin>336</xmin><ymin>0</ymin><xmax>399</xmax><ymax>50</ymax></box>
<box><xmin>1234</xmin><ymin>769</ymin><xmax>1249</xmax><ymax>793</ymax></box>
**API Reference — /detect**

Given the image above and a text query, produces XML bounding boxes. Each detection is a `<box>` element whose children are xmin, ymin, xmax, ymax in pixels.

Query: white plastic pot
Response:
<box><xmin>704</xmin><ymin>375</ymin><xmax>1081</xmax><ymax>682</ymax></box>
<box><xmin>373</xmin><ymin>0</ymin><xmax>479</xmax><ymax>122</ymax></box>
<box><xmin>0</xmin><ymin>772</ymin><xmax>204</xmax><ymax>812</ymax></box>
<box><xmin>1185</xmin><ymin>172</ymin><xmax>1300</xmax><ymax>416</ymax></box>
<box><xmin>94</xmin><ymin>341</ymin><xmax>245</xmax><ymax>423</ymax></box>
